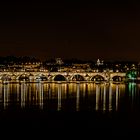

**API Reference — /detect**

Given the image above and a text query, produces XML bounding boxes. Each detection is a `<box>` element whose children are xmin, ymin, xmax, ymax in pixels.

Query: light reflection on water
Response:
<box><xmin>0</xmin><ymin>82</ymin><xmax>138</xmax><ymax>112</ymax></box>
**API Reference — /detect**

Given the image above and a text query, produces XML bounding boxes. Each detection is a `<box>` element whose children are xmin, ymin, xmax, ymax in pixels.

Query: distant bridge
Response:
<box><xmin>0</xmin><ymin>71</ymin><xmax>126</xmax><ymax>82</ymax></box>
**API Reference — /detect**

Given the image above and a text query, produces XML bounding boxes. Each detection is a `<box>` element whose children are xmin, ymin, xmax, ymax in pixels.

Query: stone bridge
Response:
<box><xmin>0</xmin><ymin>71</ymin><xmax>126</xmax><ymax>82</ymax></box>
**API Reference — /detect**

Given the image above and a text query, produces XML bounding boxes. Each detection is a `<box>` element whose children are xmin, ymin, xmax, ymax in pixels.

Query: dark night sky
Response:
<box><xmin>0</xmin><ymin>1</ymin><xmax>140</xmax><ymax>61</ymax></box>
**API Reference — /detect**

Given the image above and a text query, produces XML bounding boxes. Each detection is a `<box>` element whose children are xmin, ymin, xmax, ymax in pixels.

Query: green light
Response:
<box><xmin>126</xmin><ymin>70</ymin><xmax>137</xmax><ymax>80</ymax></box>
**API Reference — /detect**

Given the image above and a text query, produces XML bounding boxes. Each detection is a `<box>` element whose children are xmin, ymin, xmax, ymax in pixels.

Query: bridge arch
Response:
<box><xmin>53</xmin><ymin>74</ymin><xmax>66</xmax><ymax>81</ymax></box>
<box><xmin>35</xmin><ymin>74</ymin><xmax>47</xmax><ymax>81</ymax></box>
<box><xmin>18</xmin><ymin>74</ymin><xmax>30</xmax><ymax>81</ymax></box>
<box><xmin>112</xmin><ymin>76</ymin><xmax>124</xmax><ymax>82</ymax></box>
<box><xmin>1</xmin><ymin>74</ymin><xmax>12</xmax><ymax>81</ymax></box>
<box><xmin>71</xmin><ymin>74</ymin><xmax>85</xmax><ymax>81</ymax></box>
<box><xmin>28</xmin><ymin>73</ymin><xmax>34</xmax><ymax>80</ymax></box>
<box><xmin>90</xmin><ymin>75</ymin><xmax>105</xmax><ymax>81</ymax></box>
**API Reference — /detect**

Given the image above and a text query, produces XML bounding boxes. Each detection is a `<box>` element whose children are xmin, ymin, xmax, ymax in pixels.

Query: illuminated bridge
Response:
<box><xmin>0</xmin><ymin>71</ymin><xmax>126</xmax><ymax>82</ymax></box>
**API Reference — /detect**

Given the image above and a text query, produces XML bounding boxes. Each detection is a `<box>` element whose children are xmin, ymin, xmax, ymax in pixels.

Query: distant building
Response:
<box><xmin>56</xmin><ymin>58</ymin><xmax>63</xmax><ymax>65</ymax></box>
<box><xmin>96</xmin><ymin>59</ymin><xmax>104</xmax><ymax>66</ymax></box>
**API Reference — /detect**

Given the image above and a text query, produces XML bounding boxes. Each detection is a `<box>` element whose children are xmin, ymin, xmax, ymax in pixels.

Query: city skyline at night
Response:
<box><xmin>1</xmin><ymin>2</ymin><xmax>140</xmax><ymax>135</ymax></box>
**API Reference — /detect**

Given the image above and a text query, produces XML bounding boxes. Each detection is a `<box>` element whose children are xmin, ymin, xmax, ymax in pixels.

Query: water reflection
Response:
<box><xmin>57</xmin><ymin>84</ymin><xmax>61</xmax><ymax>111</ymax></box>
<box><xmin>95</xmin><ymin>84</ymin><xmax>99</xmax><ymax>111</ymax></box>
<box><xmin>116</xmin><ymin>85</ymin><xmax>119</xmax><ymax>111</ymax></box>
<box><xmin>76</xmin><ymin>84</ymin><xmax>80</xmax><ymax>111</ymax></box>
<box><xmin>109</xmin><ymin>83</ymin><xmax>112</xmax><ymax>111</ymax></box>
<box><xmin>103</xmin><ymin>84</ymin><xmax>106</xmax><ymax>111</ymax></box>
<box><xmin>3</xmin><ymin>84</ymin><xmax>9</xmax><ymax>109</ymax></box>
<box><xmin>21</xmin><ymin>83</ymin><xmax>26</xmax><ymax>108</ymax></box>
<box><xmin>0</xmin><ymin>82</ymin><xmax>138</xmax><ymax>112</ymax></box>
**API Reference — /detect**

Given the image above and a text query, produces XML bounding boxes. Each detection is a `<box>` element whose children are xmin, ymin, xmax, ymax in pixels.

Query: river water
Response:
<box><xmin>0</xmin><ymin>82</ymin><xmax>128</xmax><ymax>111</ymax></box>
<box><xmin>0</xmin><ymin>82</ymin><xmax>140</xmax><ymax>135</ymax></box>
